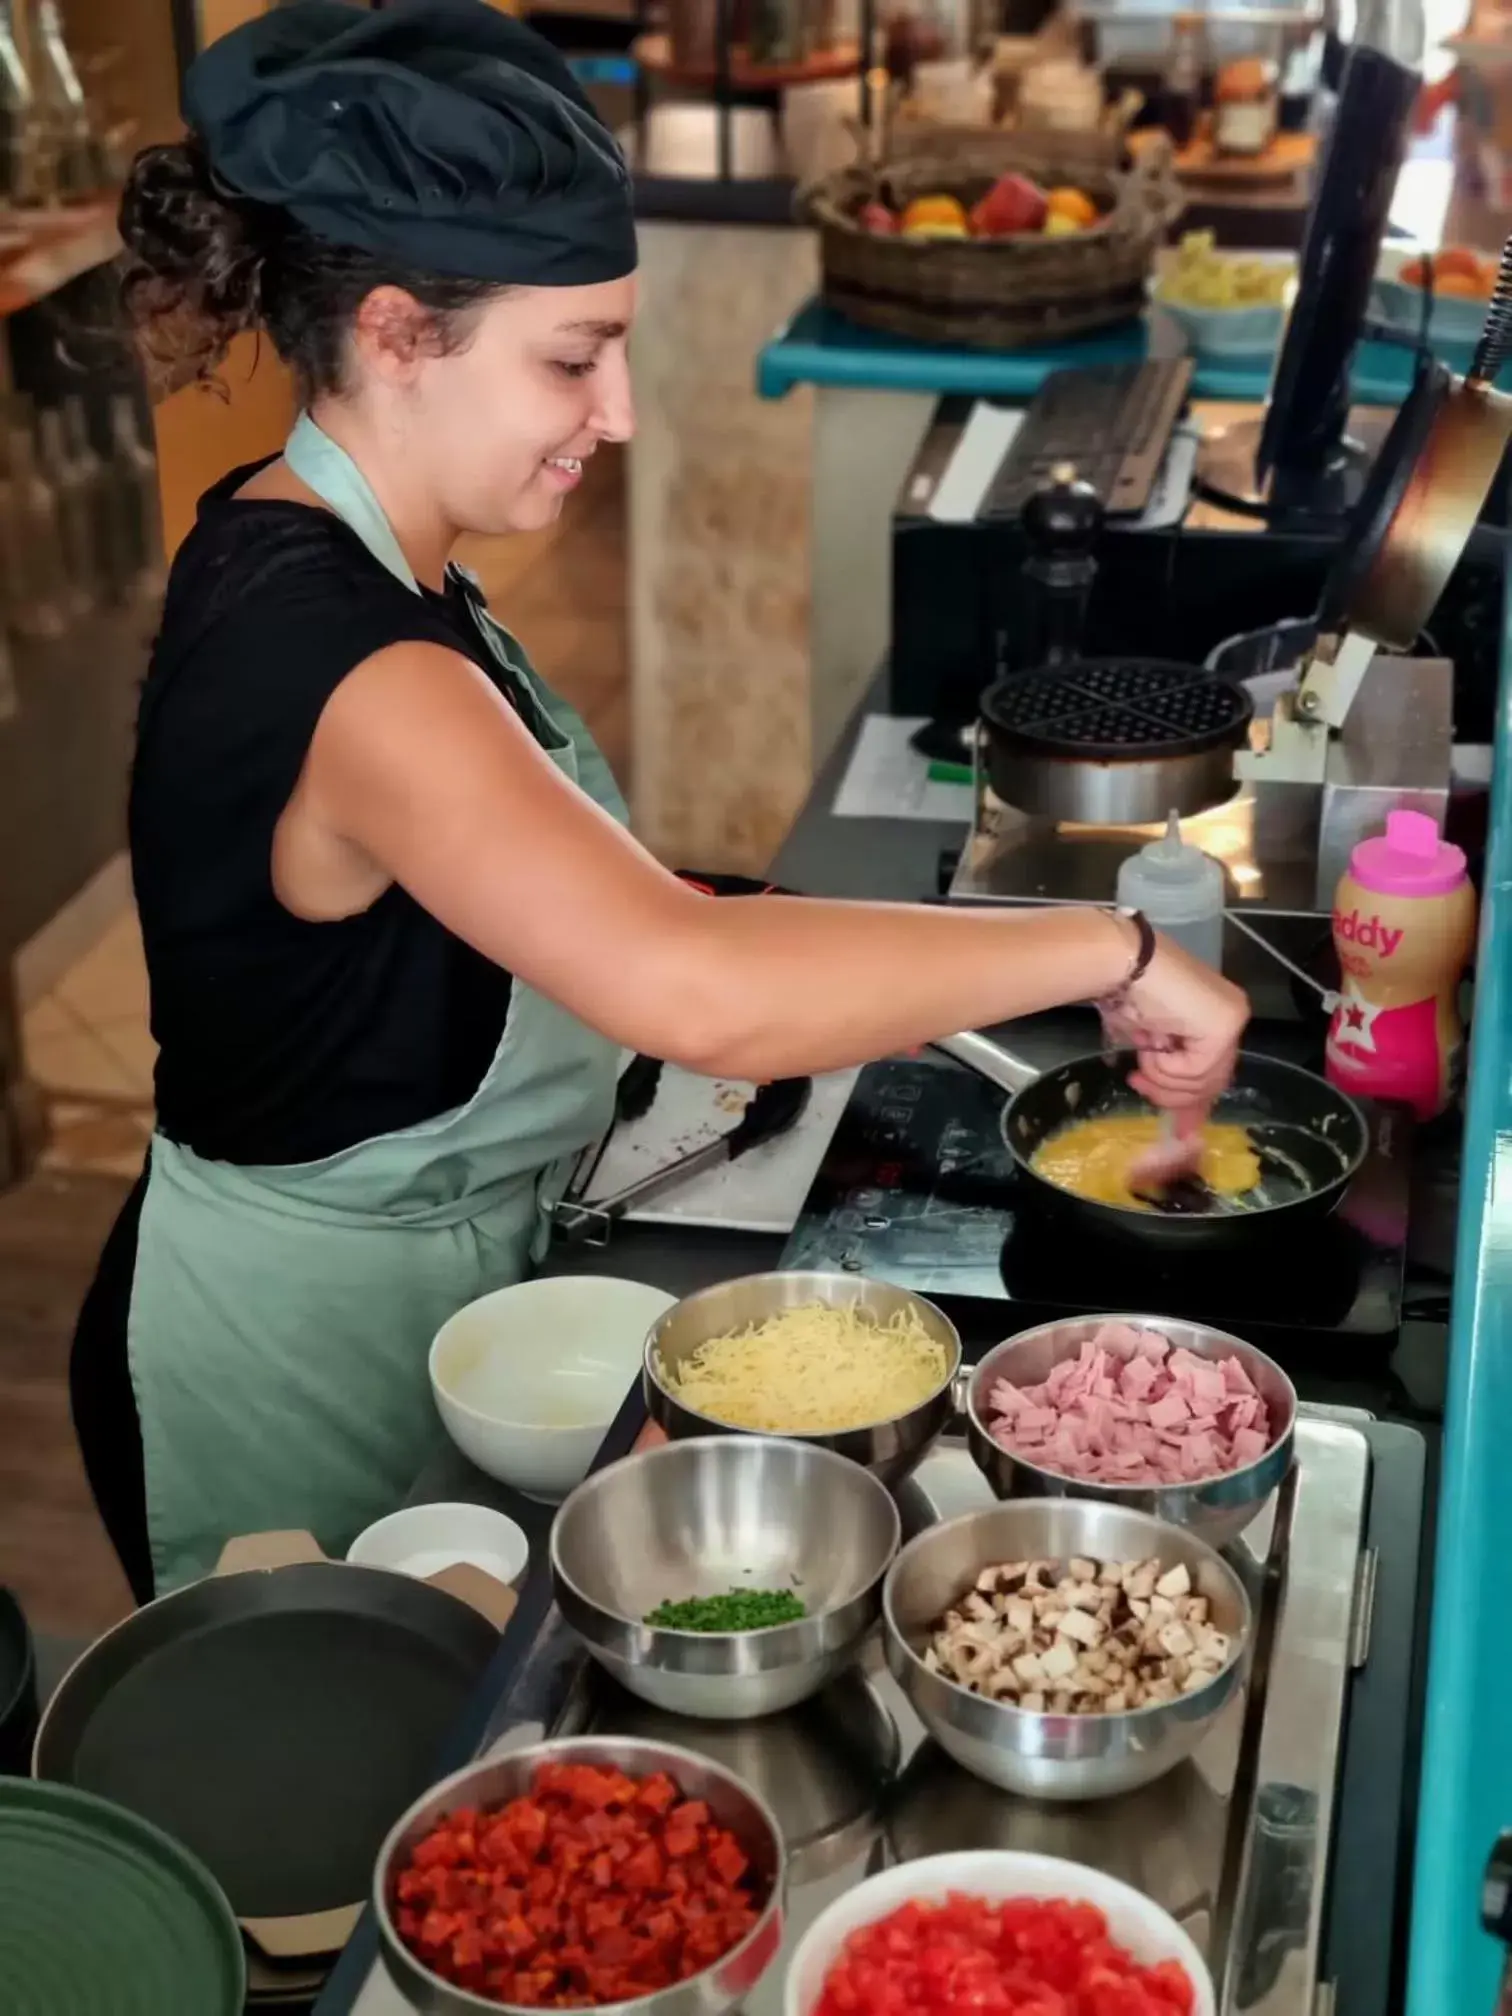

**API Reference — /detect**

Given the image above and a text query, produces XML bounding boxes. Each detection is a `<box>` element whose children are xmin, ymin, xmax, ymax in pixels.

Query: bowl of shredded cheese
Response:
<box><xmin>643</xmin><ymin>1273</ymin><xmax>961</xmax><ymax>1486</ymax></box>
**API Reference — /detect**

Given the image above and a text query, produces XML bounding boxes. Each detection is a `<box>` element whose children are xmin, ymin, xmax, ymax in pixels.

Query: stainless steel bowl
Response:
<box><xmin>883</xmin><ymin>1499</ymin><xmax>1251</xmax><ymax>1803</ymax></box>
<box><xmin>551</xmin><ymin>1436</ymin><xmax>901</xmax><ymax>1720</ymax></box>
<box><xmin>643</xmin><ymin>1272</ymin><xmax>960</xmax><ymax>1486</ymax></box>
<box><xmin>964</xmin><ymin>1315</ymin><xmax>1297</xmax><ymax>1548</ymax></box>
<box><xmin>375</xmin><ymin>1737</ymin><xmax>785</xmax><ymax>2015</ymax></box>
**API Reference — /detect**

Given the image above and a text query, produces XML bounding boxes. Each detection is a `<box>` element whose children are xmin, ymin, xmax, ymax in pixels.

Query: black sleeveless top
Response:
<box><xmin>131</xmin><ymin>461</ymin><xmax>522</xmax><ymax>1167</ymax></box>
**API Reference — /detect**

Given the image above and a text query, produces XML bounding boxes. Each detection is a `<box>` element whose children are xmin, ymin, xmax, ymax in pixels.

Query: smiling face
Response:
<box><xmin>346</xmin><ymin>273</ymin><xmax>638</xmax><ymax>536</ymax></box>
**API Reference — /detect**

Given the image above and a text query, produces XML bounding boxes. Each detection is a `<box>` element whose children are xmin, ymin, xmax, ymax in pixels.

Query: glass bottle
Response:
<box><xmin>37</xmin><ymin>403</ymin><xmax>93</xmax><ymax>616</ymax></box>
<box><xmin>0</xmin><ymin>1</ymin><xmax>40</xmax><ymax>205</ymax></box>
<box><xmin>62</xmin><ymin>393</ymin><xmax>118</xmax><ymax>600</ymax></box>
<box><xmin>748</xmin><ymin>0</ymin><xmax>808</xmax><ymax>66</ymax></box>
<box><xmin>108</xmin><ymin>392</ymin><xmax>166</xmax><ymax>605</ymax></box>
<box><xmin>1161</xmin><ymin>14</ymin><xmax>1204</xmax><ymax>151</ymax></box>
<box><xmin>0</xmin><ymin>433</ymin><xmax>25</xmax><ymax>641</ymax></box>
<box><xmin>4</xmin><ymin>411</ymin><xmax>67</xmax><ymax>641</ymax></box>
<box><xmin>23</xmin><ymin>0</ymin><xmax>98</xmax><ymax>201</ymax></box>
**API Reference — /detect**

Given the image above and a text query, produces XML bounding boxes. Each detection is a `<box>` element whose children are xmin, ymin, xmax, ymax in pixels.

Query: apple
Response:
<box><xmin>969</xmin><ymin>171</ymin><xmax>1049</xmax><ymax>238</ymax></box>
<box><xmin>859</xmin><ymin>201</ymin><xmax>899</xmax><ymax>235</ymax></box>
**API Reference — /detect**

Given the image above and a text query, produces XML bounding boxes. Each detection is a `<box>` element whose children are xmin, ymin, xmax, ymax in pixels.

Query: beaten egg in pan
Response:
<box><xmin>1030</xmin><ymin>1113</ymin><xmax>1260</xmax><ymax>1212</ymax></box>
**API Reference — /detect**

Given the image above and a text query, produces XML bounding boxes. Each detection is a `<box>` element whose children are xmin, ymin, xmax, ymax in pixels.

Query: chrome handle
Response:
<box><xmin>928</xmin><ymin>1030</ymin><xmax>1040</xmax><ymax>1097</ymax></box>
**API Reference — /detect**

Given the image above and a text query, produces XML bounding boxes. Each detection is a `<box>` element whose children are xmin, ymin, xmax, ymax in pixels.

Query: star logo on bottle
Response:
<box><xmin>1333</xmin><ymin>987</ymin><xmax>1382</xmax><ymax>1054</ymax></box>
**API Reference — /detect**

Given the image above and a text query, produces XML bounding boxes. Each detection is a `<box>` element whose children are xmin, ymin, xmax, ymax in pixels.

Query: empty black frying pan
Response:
<box><xmin>32</xmin><ymin>1538</ymin><xmax>502</xmax><ymax>1963</ymax></box>
<box><xmin>933</xmin><ymin>1033</ymin><xmax>1368</xmax><ymax>1254</ymax></box>
<box><xmin>0</xmin><ymin>1588</ymin><xmax>38</xmax><ymax>1775</ymax></box>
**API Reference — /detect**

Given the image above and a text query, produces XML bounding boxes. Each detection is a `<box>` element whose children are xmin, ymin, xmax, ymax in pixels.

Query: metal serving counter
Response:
<box><xmin>336</xmin><ymin>1414</ymin><xmax>1424</xmax><ymax>2016</ymax></box>
<box><xmin>312</xmin><ymin>676</ymin><xmax>1439</xmax><ymax>2016</ymax></box>
<box><xmin>320</xmin><ymin>1375</ymin><xmax>1424</xmax><ymax>2016</ymax></box>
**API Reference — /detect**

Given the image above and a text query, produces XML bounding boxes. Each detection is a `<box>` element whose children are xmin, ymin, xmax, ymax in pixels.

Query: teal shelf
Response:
<box><xmin>755</xmin><ymin>296</ymin><xmax>1482</xmax><ymax>407</ymax></box>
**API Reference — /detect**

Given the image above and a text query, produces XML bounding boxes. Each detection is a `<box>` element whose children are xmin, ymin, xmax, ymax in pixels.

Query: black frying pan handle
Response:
<box><xmin>930</xmin><ymin>1030</ymin><xmax>1041</xmax><ymax>1096</ymax></box>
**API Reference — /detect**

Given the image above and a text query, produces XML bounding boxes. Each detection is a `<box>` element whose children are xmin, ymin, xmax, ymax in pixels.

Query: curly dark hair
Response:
<box><xmin>117</xmin><ymin>137</ymin><xmax>506</xmax><ymax>400</ymax></box>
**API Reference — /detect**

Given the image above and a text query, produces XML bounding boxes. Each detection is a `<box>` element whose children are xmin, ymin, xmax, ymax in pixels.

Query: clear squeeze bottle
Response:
<box><xmin>1115</xmin><ymin>811</ymin><xmax>1226</xmax><ymax>969</ymax></box>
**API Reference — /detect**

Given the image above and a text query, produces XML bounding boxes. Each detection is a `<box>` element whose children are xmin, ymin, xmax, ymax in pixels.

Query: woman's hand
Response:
<box><xmin>1103</xmin><ymin>932</ymin><xmax>1249</xmax><ymax>1112</ymax></box>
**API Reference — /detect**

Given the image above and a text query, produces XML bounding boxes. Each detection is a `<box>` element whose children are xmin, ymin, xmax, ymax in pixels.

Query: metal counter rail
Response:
<box><xmin>1406</xmin><ymin>601</ymin><xmax>1512</xmax><ymax>2014</ymax></box>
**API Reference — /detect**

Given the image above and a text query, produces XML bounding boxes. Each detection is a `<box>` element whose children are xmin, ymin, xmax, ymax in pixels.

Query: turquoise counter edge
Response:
<box><xmin>755</xmin><ymin>298</ymin><xmax>1473</xmax><ymax>406</ymax></box>
<box><xmin>757</xmin><ymin>284</ymin><xmax>1509</xmax><ymax>2000</ymax></box>
<box><xmin>1407</xmin><ymin>607</ymin><xmax>1512</xmax><ymax>2013</ymax></box>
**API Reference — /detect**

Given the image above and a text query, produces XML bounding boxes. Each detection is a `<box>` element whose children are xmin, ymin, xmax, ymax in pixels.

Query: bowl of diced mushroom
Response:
<box><xmin>882</xmin><ymin>1498</ymin><xmax>1251</xmax><ymax>1802</ymax></box>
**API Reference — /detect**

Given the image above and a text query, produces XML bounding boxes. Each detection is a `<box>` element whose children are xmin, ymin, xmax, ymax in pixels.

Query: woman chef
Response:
<box><xmin>70</xmin><ymin>0</ymin><xmax>1248</xmax><ymax>1600</ymax></box>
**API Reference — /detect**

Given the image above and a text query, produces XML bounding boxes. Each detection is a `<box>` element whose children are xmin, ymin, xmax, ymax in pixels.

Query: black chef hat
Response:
<box><xmin>183</xmin><ymin>0</ymin><xmax>636</xmax><ymax>287</ymax></box>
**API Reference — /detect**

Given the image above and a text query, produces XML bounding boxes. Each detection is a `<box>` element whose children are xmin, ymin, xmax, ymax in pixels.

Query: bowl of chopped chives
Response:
<box><xmin>550</xmin><ymin>1436</ymin><xmax>902</xmax><ymax>1721</ymax></box>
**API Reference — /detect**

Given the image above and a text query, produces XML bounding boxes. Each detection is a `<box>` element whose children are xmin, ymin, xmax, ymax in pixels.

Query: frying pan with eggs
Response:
<box><xmin>932</xmin><ymin>1034</ymin><xmax>1368</xmax><ymax>1255</ymax></box>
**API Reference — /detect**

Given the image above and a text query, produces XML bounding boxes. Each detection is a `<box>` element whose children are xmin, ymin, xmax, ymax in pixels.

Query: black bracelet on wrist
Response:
<box><xmin>1094</xmin><ymin>907</ymin><xmax>1156</xmax><ymax>1016</ymax></box>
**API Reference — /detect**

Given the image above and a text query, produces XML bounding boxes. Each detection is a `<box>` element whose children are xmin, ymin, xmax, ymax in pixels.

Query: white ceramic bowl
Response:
<box><xmin>429</xmin><ymin>1276</ymin><xmax>677</xmax><ymax>1501</ymax></box>
<box><xmin>784</xmin><ymin>1850</ymin><xmax>1215</xmax><ymax>2016</ymax></box>
<box><xmin>347</xmin><ymin>1502</ymin><xmax>530</xmax><ymax>1586</ymax></box>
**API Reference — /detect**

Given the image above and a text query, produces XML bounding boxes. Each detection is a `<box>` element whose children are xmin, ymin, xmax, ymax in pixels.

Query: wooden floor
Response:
<box><xmin>0</xmin><ymin>1169</ymin><xmax>134</xmax><ymax>1636</ymax></box>
<box><xmin>0</xmin><ymin>447</ymin><xmax>630</xmax><ymax>1645</ymax></box>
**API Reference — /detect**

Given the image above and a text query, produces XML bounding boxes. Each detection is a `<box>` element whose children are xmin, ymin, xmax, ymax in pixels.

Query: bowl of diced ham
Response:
<box><xmin>964</xmin><ymin>1316</ymin><xmax>1296</xmax><ymax>1548</ymax></box>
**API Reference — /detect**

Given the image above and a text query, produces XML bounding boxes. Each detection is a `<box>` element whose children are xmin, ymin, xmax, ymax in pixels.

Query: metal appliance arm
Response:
<box><xmin>1242</xmin><ymin>236</ymin><xmax>1512</xmax><ymax>784</ymax></box>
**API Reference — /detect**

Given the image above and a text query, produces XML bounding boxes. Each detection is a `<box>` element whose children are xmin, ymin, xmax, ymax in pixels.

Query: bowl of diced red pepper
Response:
<box><xmin>784</xmin><ymin>1849</ymin><xmax>1215</xmax><ymax>2016</ymax></box>
<box><xmin>375</xmin><ymin>1739</ymin><xmax>785</xmax><ymax>2013</ymax></box>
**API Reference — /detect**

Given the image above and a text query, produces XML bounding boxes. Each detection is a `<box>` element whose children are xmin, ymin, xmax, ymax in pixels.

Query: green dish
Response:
<box><xmin>0</xmin><ymin>1778</ymin><xmax>246</xmax><ymax>2015</ymax></box>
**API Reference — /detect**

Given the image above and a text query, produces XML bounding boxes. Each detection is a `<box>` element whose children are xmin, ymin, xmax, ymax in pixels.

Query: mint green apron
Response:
<box><xmin>127</xmin><ymin>414</ymin><xmax>625</xmax><ymax>1593</ymax></box>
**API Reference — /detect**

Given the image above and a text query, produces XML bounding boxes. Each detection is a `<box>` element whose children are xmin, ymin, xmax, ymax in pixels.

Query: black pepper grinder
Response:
<box><xmin>1014</xmin><ymin>463</ymin><xmax>1104</xmax><ymax>674</ymax></box>
<box><xmin>1483</xmin><ymin>1833</ymin><xmax>1512</xmax><ymax>2012</ymax></box>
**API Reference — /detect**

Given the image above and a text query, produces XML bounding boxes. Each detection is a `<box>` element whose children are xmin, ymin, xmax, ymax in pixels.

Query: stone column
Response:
<box><xmin>628</xmin><ymin>220</ymin><xmax>817</xmax><ymax>874</ymax></box>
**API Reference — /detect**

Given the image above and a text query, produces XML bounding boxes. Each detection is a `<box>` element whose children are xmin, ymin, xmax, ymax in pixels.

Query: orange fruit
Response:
<box><xmin>900</xmin><ymin>194</ymin><xmax>968</xmax><ymax>235</ymax></box>
<box><xmin>1436</xmin><ymin>271</ymin><xmax>1489</xmax><ymax>298</ymax></box>
<box><xmin>1045</xmin><ymin>186</ymin><xmax>1099</xmax><ymax>228</ymax></box>
<box><xmin>1434</xmin><ymin>245</ymin><xmax>1484</xmax><ymax>281</ymax></box>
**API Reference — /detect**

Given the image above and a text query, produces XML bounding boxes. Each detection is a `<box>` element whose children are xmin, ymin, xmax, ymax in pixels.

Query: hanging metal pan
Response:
<box><xmin>33</xmin><ymin>1532</ymin><xmax>510</xmax><ymax>1963</ymax></box>
<box><xmin>933</xmin><ymin>1033</ymin><xmax>1367</xmax><ymax>1255</ymax></box>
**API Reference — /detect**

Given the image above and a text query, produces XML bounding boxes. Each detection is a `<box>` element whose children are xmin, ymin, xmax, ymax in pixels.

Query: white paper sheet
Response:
<box><xmin>1136</xmin><ymin>422</ymin><xmax>1200</xmax><ymax>530</ymax></box>
<box><xmin>580</xmin><ymin>1066</ymin><xmax>857</xmax><ymax>1236</ymax></box>
<box><xmin>926</xmin><ymin>403</ymin><xmax>1024</xmax><ymax>524</ymax></box>
<box><xmin>832</xmin><ymin>715</ymin><xmax>976</xmax><ymax>823</ymax></box>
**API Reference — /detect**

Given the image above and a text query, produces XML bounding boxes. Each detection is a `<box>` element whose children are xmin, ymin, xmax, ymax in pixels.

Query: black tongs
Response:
<box><xmin>553</xmin><ymin>1077</ymin><xmax>813</xmax><ymax>1247</ymax></box>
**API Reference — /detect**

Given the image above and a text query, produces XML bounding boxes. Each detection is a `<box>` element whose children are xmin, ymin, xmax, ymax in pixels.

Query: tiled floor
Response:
<box><xmin>25</xmin><ymin>913</ymin><xmax>156</xmax><ymax>1178</ymax></box>
<box><xmin>21</xmin><ymin>447</ymin><xmax>628</xmax><ymax>1178</ymax></box>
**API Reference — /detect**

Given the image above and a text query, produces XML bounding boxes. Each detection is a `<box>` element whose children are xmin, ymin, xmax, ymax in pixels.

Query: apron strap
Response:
<box><xmin>284</xmin><ymin>414</ymin><xmax>422</xmax><ymax>595</ymax></box>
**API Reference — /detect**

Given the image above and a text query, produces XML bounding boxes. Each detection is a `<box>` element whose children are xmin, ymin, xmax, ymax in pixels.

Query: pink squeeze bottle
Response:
<box><xmin>1326</xmin><ymin>810</ymin><xmax>1477</xmax><ymax>1121</ymax></box>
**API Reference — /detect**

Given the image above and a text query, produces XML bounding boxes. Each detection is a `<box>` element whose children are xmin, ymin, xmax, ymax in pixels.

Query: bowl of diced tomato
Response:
<box><xmin>376</xmin><ymin>1738</ymin><xmax>785</xmax><ymax>2012</ymax></box>
<box><xmin>784</xmin><ymin>1850</ymin><xmax>1214</xmax><ymax>2016</ymax></box>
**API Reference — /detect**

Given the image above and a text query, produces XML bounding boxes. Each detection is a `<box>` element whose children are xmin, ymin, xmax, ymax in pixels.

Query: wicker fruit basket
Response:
<box><xmin>801</xmin><ymin>143</ymin><xmax>1183</xmax><ymax>350</ymax></box>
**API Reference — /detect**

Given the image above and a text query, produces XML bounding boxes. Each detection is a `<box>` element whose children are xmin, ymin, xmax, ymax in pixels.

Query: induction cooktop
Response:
<box><xmin>779</xmin><ymin>1055</ymin><xmax>1409</xmax><ymax>1351</ymax></box>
